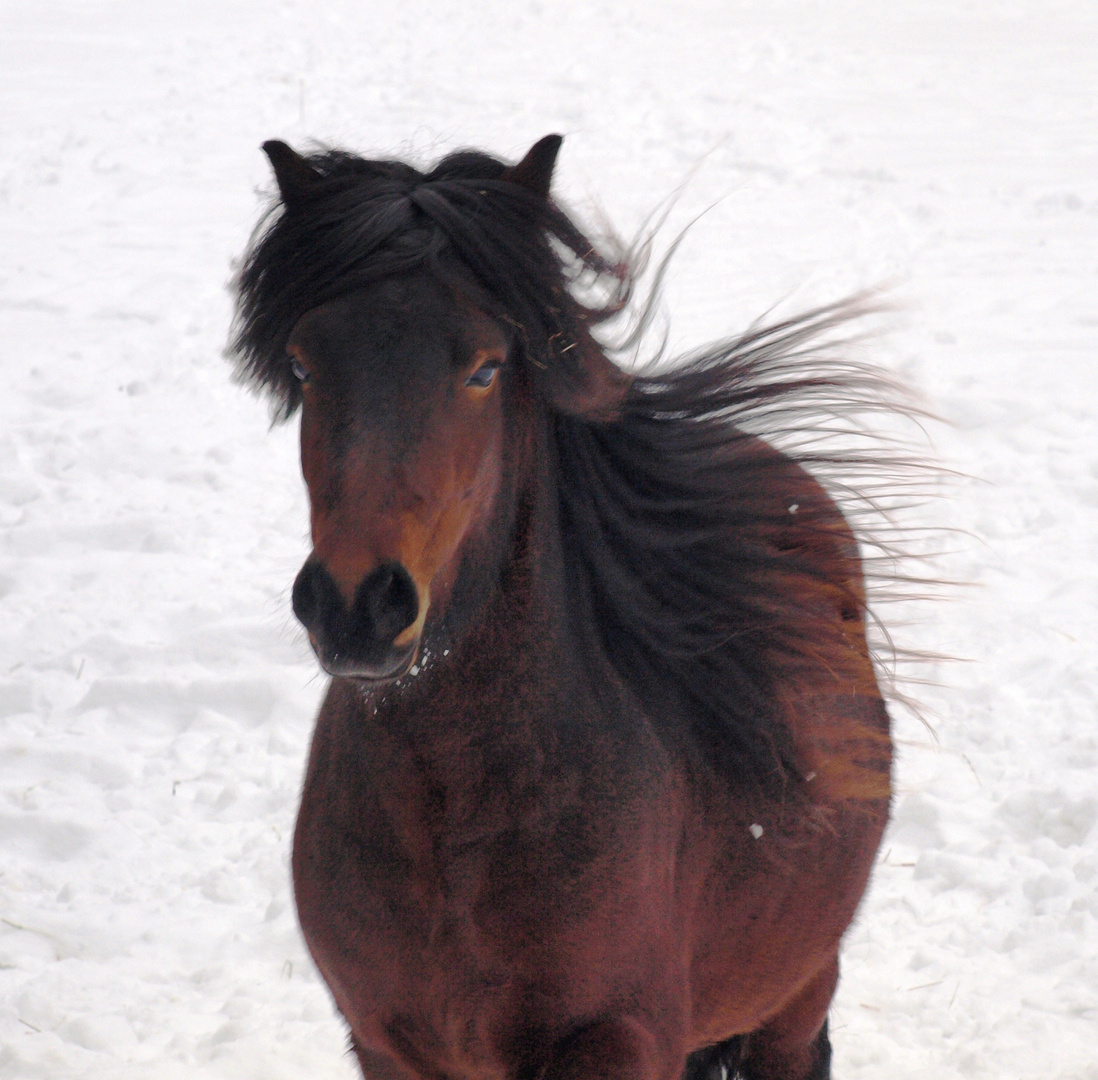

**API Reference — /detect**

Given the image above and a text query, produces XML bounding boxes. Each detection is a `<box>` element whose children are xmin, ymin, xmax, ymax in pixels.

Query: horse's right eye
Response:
<box><xmin>465</xmin><ymin>361</ymin><xmax>501</xmax><ymax>389</ymax></box>
<box><xmin>290</xmin><ymin>358</ymin><xmax>310</xmax><ymax>383</ymax></box>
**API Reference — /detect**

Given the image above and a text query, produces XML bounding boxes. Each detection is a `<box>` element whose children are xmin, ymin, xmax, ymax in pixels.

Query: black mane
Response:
<box><xmin>559</xmin><ymin>310</ymin><xmax>913</xmax><ymax>794</ymax></box>
<box><xmin>230</xmin><ymin>144</ymin><xmax>917</xmax><ymax>799</ymax></box>
<box><xmin>231</xmin><ymin>144</ymin><xmax>630</xmax><ymax>421</ymax></box>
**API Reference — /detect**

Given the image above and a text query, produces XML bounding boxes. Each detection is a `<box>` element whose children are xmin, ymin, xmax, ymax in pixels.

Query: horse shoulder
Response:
<box><xmin>733</xmin><ymin>435</ymin><xmax>892</xmax><ymax>805</ymax></box>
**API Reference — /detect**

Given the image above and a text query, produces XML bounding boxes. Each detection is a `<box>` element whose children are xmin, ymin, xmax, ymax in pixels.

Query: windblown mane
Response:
<box><xmin>558</xmin><ymin>312</ymin><xmax>918</xmax><ymax>796</ymax></box>
<box><xmin>230</xmin><ymin>144</ymin><xmax>920</xmax><ymax>799</ymax></box>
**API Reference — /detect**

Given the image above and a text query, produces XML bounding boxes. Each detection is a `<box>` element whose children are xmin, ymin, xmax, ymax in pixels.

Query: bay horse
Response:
<box><xmin>230</xmin><ymin>135</ymin><xmax>897</xmax><ymax>1080</ymax></box>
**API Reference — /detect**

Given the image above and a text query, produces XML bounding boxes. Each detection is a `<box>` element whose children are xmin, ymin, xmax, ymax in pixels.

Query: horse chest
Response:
<box><xmin>292</xmin><ymin>679</ymin><xmax>686</xmax><ymax>1050</ymax></box>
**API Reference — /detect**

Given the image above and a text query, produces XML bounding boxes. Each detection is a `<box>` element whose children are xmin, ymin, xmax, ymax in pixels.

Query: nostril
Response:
<box><xmin>291</xmin><ymin>563</ymin><xmax>317</xmax><ymax>628</ymax></box>
<box><xmin>355</xmin><ymin>561</ymin><xmax>419</xmax><ymax>642</ymax></box>
<box><xmin>292</xmin><ymin>559</ymin><xmax>341</xmax><ymax>632</ymax></box>
<box><xmin>363</xmin><ymin>564</ymin><xmax>395</xmax><ymax>624</ymax></box>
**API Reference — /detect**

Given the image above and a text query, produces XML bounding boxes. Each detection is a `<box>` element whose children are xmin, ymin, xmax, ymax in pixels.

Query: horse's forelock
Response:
<box><xmin>230</xmin><ymin>145</ymin><xmax>633</xmax><ymax>421</ymax></box>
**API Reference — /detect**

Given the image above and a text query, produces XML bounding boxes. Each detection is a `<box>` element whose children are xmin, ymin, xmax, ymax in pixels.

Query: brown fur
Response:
<box><xmin>230</xmin><ymin>136</ymin><xmax>903</xmax><ymax>1080</ymax></box>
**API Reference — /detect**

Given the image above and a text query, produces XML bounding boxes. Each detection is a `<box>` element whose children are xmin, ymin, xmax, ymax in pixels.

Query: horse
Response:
<box><xmin>230</xmin><ymin>134</ymin><xmax>898</xmax><ymax>1080</ymax></box>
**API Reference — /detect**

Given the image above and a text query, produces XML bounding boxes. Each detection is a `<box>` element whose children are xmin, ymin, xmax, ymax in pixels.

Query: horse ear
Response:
<box><xmin>262</xmin><ymin>140</ymin><xmax>322</xmax><ymax>209</ymax></box>
<box><xmin>502</xmin><ymin>134</ymin><xmax>563</xmax><ymax>200</ymax></box>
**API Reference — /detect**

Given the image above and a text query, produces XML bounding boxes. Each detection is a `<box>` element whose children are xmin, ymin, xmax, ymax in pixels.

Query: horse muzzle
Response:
<box><xmin>292</xmin><ymin>557</ymin><xmax>422</xmax><ymax>682</ymax></box>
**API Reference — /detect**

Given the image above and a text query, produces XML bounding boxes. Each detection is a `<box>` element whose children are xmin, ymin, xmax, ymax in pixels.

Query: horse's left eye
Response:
<box><xmin>465</xmin><ymin>362</ymin><xmax>500</xmax><ymax>389</ymax></box>
<box><xmin>290</xmin><ymin>358</ymin><xmax>310</xmax><ymax>383</ymax></box>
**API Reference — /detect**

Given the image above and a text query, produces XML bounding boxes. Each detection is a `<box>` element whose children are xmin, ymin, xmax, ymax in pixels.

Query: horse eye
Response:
<box><xmin>290</xmin><ymin>358</ymin><xmax>310</xmax><ymax>383</ymax></box>
<box><xmin>465</xmin><ymin>361</ymin><xmax>500</xmax><ymax>389</ymax></box>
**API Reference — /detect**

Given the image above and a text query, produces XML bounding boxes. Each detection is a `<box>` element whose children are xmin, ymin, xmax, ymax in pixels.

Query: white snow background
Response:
<box><xmin>2</xmin><ymin>1</ymin><xmax>1096</xmax><ymax>1077</ymax></box>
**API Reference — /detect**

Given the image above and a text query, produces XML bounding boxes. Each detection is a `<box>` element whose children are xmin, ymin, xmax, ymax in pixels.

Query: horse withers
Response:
<box><xmin>230</xmin><ymin>134</ymin><xmax>898</xmax><ymax>1080</ymax></box>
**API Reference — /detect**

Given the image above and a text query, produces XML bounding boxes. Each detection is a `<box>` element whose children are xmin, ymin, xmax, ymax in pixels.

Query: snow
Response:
<box><xmin>2</xmin><ymin>1</ymin><xmax>1096</xmax><ymax>1077</ymax></box>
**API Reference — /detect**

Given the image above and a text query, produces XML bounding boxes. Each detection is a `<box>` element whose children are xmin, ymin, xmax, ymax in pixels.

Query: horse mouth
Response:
<box><xmin>308</xmin><ymin>632</ymin><xmax>419</xmax><ymax>684</ymax></box>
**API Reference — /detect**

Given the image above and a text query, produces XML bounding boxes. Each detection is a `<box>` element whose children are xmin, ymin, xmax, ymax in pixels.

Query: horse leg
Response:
<box><xmin>737</xmin><ymin>960</ymin><xmax>837</xmax><ymax>1080</ymax></box>
<box><xmin>683</xmin><ymin>1034</ymin><xmax>747</xmax><ymax>1080</ymax></box>
<box><xmin>347</xmin><ymin>1035</ymin><xmax>422</xmax><ymax>1080</ymax></box>
<box><xmin>544</xmin><ymin>1016</ymin><xmax>674</xmax><ymax>1080</ymax></box>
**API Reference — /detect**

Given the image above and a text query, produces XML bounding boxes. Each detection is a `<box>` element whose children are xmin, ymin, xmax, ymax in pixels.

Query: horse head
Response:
<box><xmin>240</xmin><ymin>136</ymin><xmax>629</xmax><ymax>682</ymax></box>
<box><xmin>286</xmin><ymin>276</ymin><xmax>512</xmax><ymax>681</ymax></box>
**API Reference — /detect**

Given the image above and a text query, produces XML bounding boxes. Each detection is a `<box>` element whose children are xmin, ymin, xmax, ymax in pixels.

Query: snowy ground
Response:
<box><xmin>2</xmin><ymin>1</ymin><xmax>1096</xmax><ymax>1077</ymax></box>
